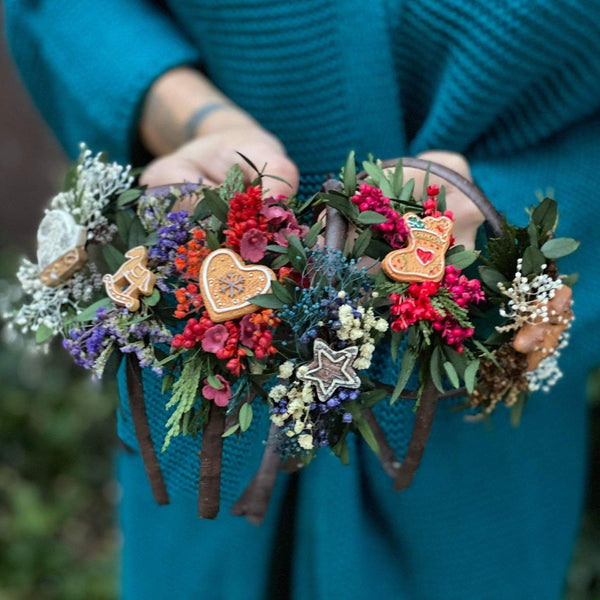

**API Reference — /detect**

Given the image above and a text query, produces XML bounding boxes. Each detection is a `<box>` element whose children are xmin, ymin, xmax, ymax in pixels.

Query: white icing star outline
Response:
<box><xmin>297</xmin><ymin>339</ymin><xmax>361</xmax><ymax>402</ymax></box>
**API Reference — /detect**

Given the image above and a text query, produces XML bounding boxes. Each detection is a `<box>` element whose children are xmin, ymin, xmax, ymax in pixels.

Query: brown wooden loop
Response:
<box><xmin>358</xmin><ymin>157</ymin><xmax>504</xmax><ymax>237</ymax></box>
<box><xmin>125</xmin><ymin>355</ymin><xmax>170</xmax><ymax>505</ymax></box>
<box><xmin>230</xmin><ymin>424</ymin><xmax>283</xmax><ymax>525</ymax></box>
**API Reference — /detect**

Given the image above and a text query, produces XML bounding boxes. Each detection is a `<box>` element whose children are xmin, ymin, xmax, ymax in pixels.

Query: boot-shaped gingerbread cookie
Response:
<box><xmin>382</xmin><ymin>213</ymin><xmax>453</xmax><ymax>283</ymax></box>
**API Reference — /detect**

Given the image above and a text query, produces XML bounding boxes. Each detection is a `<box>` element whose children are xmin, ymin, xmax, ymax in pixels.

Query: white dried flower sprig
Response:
<box><xmin>526</xmin><ymin>331</ymin><xmax>570</xmax><ymax>392</ymax></box>
<box><xmin>6</xmin><ymin>257</ymin><xmax>102</xmax><ymax>336</ymax></box>
<box><xmin>336</xmin><ymin>300</ymin><xmax>388</xmax><ymax>370</ymax></box>
<box><xmin>50</xmin><ymin>143</ymin><xmax>133</xmax><ymax>243</ymax></box>
<box><xmin>496</xmin><ymin>259</ymin><xmax>564</xmax><ymax>333</ymax></box>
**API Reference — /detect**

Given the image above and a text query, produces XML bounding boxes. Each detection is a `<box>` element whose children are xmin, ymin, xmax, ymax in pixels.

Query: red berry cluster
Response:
<box><xmin>224</xmin><ymin>185</ymin><xmax>270</xmax><ymax>253</ymax></box>
<box><xmin>389</xmin><ymin>266</ymin><xmax>484</xmax><ymax>353</ymax></box>
<box><xmin>351</xmin><ymin>184</ymin><xmax>409</xmax><ymax>248</ymax></box>
<box><xmin>390</xmin><ymin>281</ymin><xmax>441</xmax><ymax>332</ymax></box>
<box><xmin>443</xmin><ymin>266</ymin><xmax>485</xmax><ymax>307</ymax></box>
<box><xmin>171</xmin><ymin>313</ymin><xmax>214</xmax><ymax>350</ymax></box>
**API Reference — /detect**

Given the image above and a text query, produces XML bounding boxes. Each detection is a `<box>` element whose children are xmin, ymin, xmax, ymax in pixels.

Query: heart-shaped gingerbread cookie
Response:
<box><xmin>199</xmin><ymin>249</ymin><xmax>275</xmax><ymax>323</ymax></box>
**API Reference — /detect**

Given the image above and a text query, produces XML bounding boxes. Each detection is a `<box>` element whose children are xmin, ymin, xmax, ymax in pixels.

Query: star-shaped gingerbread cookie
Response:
<box><xmin>297</xmin><ymin>339</ymin><xmax>361</xmax><ymax>402</ymax></box>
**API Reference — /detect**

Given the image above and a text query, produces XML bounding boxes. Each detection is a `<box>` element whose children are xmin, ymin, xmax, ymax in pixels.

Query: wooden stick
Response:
<box><xmin>198</xmin><ymin>404</ymin><xmax>226</xmax><ymax>519</ymax></box>
<box><xmin>125</xmin><ymin>355</ymin><xmax>169</xmax><ymax>505</ymax></box>
<box><xmin>394</xmin><ymin>380</ymin><xmax>439</xmax><ymax>491</ymax></box>
<box><xmin>362</xmin><ymin>408</ymin><xmax>402</xmax><ymax>478</ymax></box>
<box><xmin>230</xmin><ymin>424</ymin><xmax>282</xmax><ymax>525</ymax></box>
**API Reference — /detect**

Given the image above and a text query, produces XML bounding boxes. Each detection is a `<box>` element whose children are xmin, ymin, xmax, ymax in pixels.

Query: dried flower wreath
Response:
<box><xmin>4</xmin><ymin>146</ymin><xmax>578</xmax><ymax>522</ymax></box>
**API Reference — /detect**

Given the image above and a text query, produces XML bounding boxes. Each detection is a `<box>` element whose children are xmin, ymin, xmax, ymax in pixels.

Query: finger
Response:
<box><xmin>140</xmin><ymin>155</ymin><xmax>206</xmax><ymax>188</ymax></box>
<box><xmin>411</xmin><ymin>151</ymin><xmax>484</xmax><ymax>250</ymax></box>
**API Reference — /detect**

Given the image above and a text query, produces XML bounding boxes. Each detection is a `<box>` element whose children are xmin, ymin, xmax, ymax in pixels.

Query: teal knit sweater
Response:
<box><xmin>6</xmin><ymin>2</ymin><xmax>600</xmax><ymax>599</ymax></box>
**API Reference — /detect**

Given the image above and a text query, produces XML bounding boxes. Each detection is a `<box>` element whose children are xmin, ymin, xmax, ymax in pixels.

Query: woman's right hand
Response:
<box><xmin>138</xmin><ymin>67</ymin><xmax>298</xmax><ymax>202</ymax></box>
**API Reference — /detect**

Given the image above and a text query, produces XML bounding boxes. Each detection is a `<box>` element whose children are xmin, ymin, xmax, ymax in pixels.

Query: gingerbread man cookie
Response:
<box><xmin>382</xmin><ymin>213</ymin><xmax>453</xmax><ymax>283</ymax></box>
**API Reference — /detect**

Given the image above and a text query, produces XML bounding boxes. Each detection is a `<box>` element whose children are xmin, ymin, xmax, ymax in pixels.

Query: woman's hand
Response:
<box><xmin>138</xmin><ymin>66</ymin><xmax>299</xmax><ymax>202</ymax></box>
<box><xmin>405</xmin><ymin>150</ymin><xmax>485</xmax><ymax>250</ymax></box>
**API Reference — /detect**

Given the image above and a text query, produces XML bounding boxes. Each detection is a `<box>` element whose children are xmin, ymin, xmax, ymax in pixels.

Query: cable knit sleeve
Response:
<box><xmin>4</xmin><ymin>0</ymin><xmax>200</xmax><ymax>163</ymax></box>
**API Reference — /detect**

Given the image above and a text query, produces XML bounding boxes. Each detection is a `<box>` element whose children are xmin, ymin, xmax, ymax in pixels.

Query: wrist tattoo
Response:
<box><xmin>184</xmin><ymin>102</ymin><xmax>233</xmax><ymax>140</ymax></box>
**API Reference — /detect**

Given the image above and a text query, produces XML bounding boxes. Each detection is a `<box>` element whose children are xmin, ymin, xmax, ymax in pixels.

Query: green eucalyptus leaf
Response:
<box><xmin>399</xmin><ymin>179</ymin><xmax>415</xmax><ymax>203</ymax></box>
<box><xmin>390</xmin><ymin>329</ymin><xmax>403</xmax><ymax>364</ymax></box>
<box><xmin>352</xmin><ymin>227</ymin><xmax>372</xmax><ymax>258</ymax></box>
<box><xmin>540</xmin><ymin>237</ymin><xmax>580</xmax><ymax>259</ymax></box>
<box><xmin>445</xmin><ymin>250</ymin><xmax>478</xmax><ymax>270</ymax></box>
<box><xmin>207</xmin><ymin>374</ymin><xmax>223</xmax><ymax>390</ymax></box>
<box><xmin>222</xmin><ymin>423</ymin><xmax>240</xmax><ymax>438</ymax></box>
<box><xmin>143</xmin><ymin>288</ymin><xmax>160</xmax><ymax>307</ymax></box>
<box><xmin>360</xmin><ymin>389</ymin><xmax>388</xmax><ymax>408</ymax></box>
<box><xmin>343</xmin><ymin>151</ymin><xmax>357</xmax><ymax>196</ymax></box>
<box><xmin>479</xmin><ymin>266</ymin><xmax>507</xmax><ymax>292</ymax></box>
<box><xmin>205</xmin><ymin>230</ymin><xmax>221</xmax><ymax>251</ymax></box>
<box><xmin>75</xmin><ymin>297</ymin><xmax>114</xmax><ymax>322</ymax></box>
<box><xmin>250</xmin><ymin>293</ymin><xmax>285</xmax><ymax>309</ymax></box>
<box><xmin>271</xmin><ymin>254</ymin><xmax>290</xmax><ymax>269</ymax></box>
<box><xmin>357</xmin><ymin>211</ymin><xmax>388</xmax><ymax>225</ymax></box>
<box><xmin>239</xmin><ymin>403</ymin><xmax>253</xmax><ymax>432</ymax></box>
<box><xmin>443</xmin><ymin>361</ymin><xmax>460</xmax><ymax>388</ymax></box>
<box><xmin>430</xmin><ymin>346</ymin><xmax>445</xmax><ymax>393</ymax></box>
<box><xmin>437</xmin><ymin>186</ymin><xmax>447</xmax><ymax>213</ymax></box>
<box><xmin>270</xmin><ymin>280</ymin><xmax>294</xmax><ymax>304</ymax></box>
<box><xmin>128</xmin><ymin>217</ymin><xmax>147</xmax><ymax>248</ymax></box>
<box><xmin>521</xmin><ymin>246</ymin><xmax>546</xmax><ymax>275</ymax></box>
<box><xmin>391</xmin><ymin>159</ymin><xmax>404</xmax><ymax>197</ymax></box>
<box><xmin>193</xmin><ymin>200</ymin><xmax>211</xmax><ymax>222</ymax></box>
<box><xmin>115</xmin><ymin>210</ymin><xmax>133</xmax><ymax>242</ymax></box>
<box><xmin>561</xmin><ymin>273</ymin><xmax>579</xmax><ymax>287</ymax></box>
<box><xmin>464</xmin><ymin>359</ymin><xmax>480</xmax><ymax>394</ymax></box>
<box><xmin>531</xmin><ymin>197</ymin><xmax>558</xmax><ymax>232</ymax></box>
<box><xmin>304</xmin><ymin>221</ymin><xmax>323</xmax><ymax>249</ymax></box>
<box><xmin>265</xmin><ymin>244</ymin><xmax>288</xmax><ymax>254</ymax></box>
<box><xmin>145</xmin><ymin>231</ymin><xmax>159</xmax><ymax>246</ymax></box>
<box><xmin>162</xmin><ymin>373</ymin><xmax>175</xmax><ymax>395</ymax></box>
<box><xmin>117</xmin><ymin>188</ymin><xmax>142</xmax><ymax>208</ymax></box>
<box><xmin>355</xmin><ymin>412</ymin><xmax>380</xmax><ymax>454</ymax></box>
<box><xmin>391</xmin><ymin>347</ymin><xmax>417</xmax><ymax>403</ymax></box>
<box><xmin>102</xmin><ymin>245</ymin><xmax>126</xmax><ymax>272</ymax></box>
<box><xmin>35</xmin><ymin>323</ymin><xmax>54</xmax><ymax>344</ymax></box>
<box><xmin>527</xmin><ymin>221</ymin><xmax>538</xmax><ymax>248</ymax></box>
<box><xmin>203</xmin><ymin>188</ymin><xmax>229</xmax><ymax>224</ymax></box>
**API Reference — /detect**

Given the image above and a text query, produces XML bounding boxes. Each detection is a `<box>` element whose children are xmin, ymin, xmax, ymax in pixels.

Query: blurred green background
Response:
<box><xmin>0</xmin><ymin>9</ymin><xmax>598</xmax><ymax>599</ymax></box>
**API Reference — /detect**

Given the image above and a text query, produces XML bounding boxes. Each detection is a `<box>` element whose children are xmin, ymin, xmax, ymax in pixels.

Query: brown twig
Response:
<box><xmin>125</xmin><ymin>355</ymin><xmax>170</xmax><ymax>505</ymax></box>
<box><xmin>362</xmin><ymin>408</ymin><xmax>402</xmax><ymax>478</ymax></box>
<box><xmin>198</xmin><ymin>404</ymin><xmax>227</xmax><ymax>519</ymax></box>
<box><xmin>394</xmin><ymin>379</ymin><xmax>439</xmax><ymax>491</ymax></box>
<box><xmin>230</xmin><ymin>424</ymin><xmax>282</xmax><ymax>525</ymax></box>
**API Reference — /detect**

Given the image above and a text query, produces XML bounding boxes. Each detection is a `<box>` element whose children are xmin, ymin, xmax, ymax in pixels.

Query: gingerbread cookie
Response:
<box><xmin>382</xmin><ymin>213</ymin><xmax>453</xmax><ymax>283</ymax></box>
<box><xmin>297</xmin><ymin>339</ymin><xmax>361</xmax><ymax>402</ymax></box>
<box><xmin>37</xmin><ymin>210</ymin><xmax>88</xmax><ymax>287</ymax></box>
<box><xmin>199</xmin><ymin>249</ymin><xmax>275</xmax><ymax>323</ymax></box>
<box><xmin>103</xmin><ymin>246</ymin><xmax>156</xmax><ymax>311</ymax></box>
<box><xmin>513</xmin><ymin>285</ymin><xmax>573</xmax><ymax>371</ymax></box>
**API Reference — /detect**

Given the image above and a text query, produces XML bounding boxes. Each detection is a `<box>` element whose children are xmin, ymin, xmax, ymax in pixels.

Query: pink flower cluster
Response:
<box><xmin>351</xmin><ymin>184</ymin><xmax>408</xmax><ymax>248</ymax></box>
<box><xmin>389</xmin><ymin>266</ymin><xmax>485</xmax><ymax>353</ymax></box>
